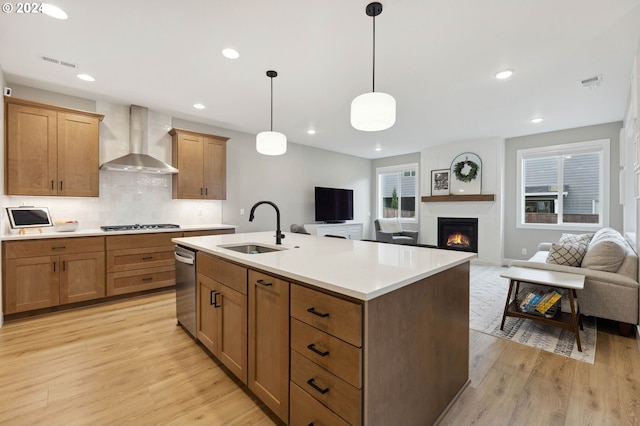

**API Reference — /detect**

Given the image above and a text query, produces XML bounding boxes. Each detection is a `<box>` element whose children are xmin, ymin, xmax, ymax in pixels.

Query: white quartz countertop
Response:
<box><xmin>1</xmin><ymin>224</ymin><xmax>237</xmax><ymax>241</ymax></box>
<box><xmin>173</xmin><ymin>231</ymin><xmax>476</xmax><ymax>301</ymax></box>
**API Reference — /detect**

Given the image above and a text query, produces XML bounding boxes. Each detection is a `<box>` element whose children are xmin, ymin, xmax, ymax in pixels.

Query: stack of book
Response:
<box><xmin>516</xmin><ymin>288</ymin><xmax>562</xmax><ymax>318</ymax></box>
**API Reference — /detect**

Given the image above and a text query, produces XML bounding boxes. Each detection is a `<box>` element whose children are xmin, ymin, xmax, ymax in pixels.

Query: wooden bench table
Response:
<box><xmin>499</xmin><ymin>266</ymin><xmax>585</xmax><ymax>351</ymax></box>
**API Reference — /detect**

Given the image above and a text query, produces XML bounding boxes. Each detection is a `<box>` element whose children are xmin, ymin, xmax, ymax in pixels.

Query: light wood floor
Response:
<box><xmin>1</xmin><ymin>291</ymin><xmax>639</xmax><ymax>425</ymax></box>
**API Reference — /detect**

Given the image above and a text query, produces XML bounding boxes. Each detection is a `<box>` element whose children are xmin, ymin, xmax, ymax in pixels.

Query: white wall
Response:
<box><xmin>503</xmin><ymin>122</ymin><xmax>623</xmax><ymax>261</ymax></box>
<box><xmin>420</xmin><ymin>138</ymin><xmax>505</xmax><ymax>265</ymax></box>
<box><xmin>170</xmin><ymin>118</ymin><xmax>372</xmax><ymax>238</ymax></box>
<box><xmin>0</xmin><ymin>86</ymin><xmax>372</xmax><ymax>237</ymax></box>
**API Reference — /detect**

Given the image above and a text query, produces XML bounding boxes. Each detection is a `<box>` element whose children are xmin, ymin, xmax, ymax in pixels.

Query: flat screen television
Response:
<box><xmin>314</xmin><ymin>186</ymin><xmax>354</xmax><ymax>223</ymax></box>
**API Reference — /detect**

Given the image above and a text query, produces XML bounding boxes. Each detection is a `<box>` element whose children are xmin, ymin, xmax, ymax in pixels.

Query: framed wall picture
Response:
<box><xmin>431</xmin><ymin>169</ymin><xmax>450</xmax><ymax>196</ymax></box>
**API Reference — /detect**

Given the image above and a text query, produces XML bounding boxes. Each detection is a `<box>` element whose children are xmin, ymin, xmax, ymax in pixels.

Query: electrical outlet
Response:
<box><xmin>240</xmin><ymin>208</ymin><xmax>245</xmax><ymax>216</ymax></box>
<box><xmin>521</xmin><ymin>248</ymin><xmax>527</xmax><ymax>255</ymax></box>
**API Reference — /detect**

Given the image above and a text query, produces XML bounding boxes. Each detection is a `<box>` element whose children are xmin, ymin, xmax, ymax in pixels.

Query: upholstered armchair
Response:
<box><xmin>374</xmin><ymin>218</ymin><xmax>419</xmax><ymax>245</ymax></box>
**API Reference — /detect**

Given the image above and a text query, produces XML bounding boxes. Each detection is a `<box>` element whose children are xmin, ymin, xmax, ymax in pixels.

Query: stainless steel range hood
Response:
<box><xmin>100</xmin><ymin>105</ymin><xmax>178</xmax><ymax>174</ymax></box>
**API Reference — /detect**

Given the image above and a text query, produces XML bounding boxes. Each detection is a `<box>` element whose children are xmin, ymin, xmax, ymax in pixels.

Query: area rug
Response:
<box><xmin>469</xmin><ymin>265</ymin><xmax>597</xmax><ymax>364</ymax></box>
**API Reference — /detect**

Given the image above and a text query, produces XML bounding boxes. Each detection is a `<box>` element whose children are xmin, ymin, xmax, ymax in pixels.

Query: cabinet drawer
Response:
<box><xmin>198</xmin><ymin>253</ymin><xmax>247</xmax><ymax>295</ymax></box>
<box><xmin>182</xmin><ymin>229</ymin><xmax>234</xmax><ymax>237</ymax></box>
<box><xmin>3</xmin><ymin>237</ymin><xmax>104</xmax><ymax>259</ymax></box>
<box><xmin>291</xmin><ymin>319</ymin><xmax>361</xmax><ymax>388</ymax></box>
<box><xmin>106</xmin><ymin>265</ymin><xmax>175</xmax><ymax>296</ymax></box>
<box><xmin>106</xmin><ymin>246</ymin><xmax>175</xmax><ymax>272</ymax></box>
<box><xmin>291</xmin><ymin>350</ymin><xmax>360</xmax><ymax>425</ymax></box>
<box><xmin>290</xmin><ymin>382</ymin><xmax>350</xmax><ymax>426</ymax></box>
<box><xmin>106</xmin><ymin>232</ymin><xmax>182</xmax><ymax>250</ymax></box>
<box><xmin>291</xmin><ymin>284</ymin><xmax>362</xmax><ymax>347</ymax></box>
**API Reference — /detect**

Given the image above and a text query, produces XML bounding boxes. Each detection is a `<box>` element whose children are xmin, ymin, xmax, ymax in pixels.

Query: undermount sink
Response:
<box><xmin>218</xmin><ymin>244</ymin><xmax>286</xmax><ymax>254</ymax></box>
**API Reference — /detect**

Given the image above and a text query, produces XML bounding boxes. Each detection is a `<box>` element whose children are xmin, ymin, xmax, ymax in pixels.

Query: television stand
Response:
<box><xmin>305</xmin><ymin>222</ymin><xmax>363</xmax><ymax>240</ymax></box>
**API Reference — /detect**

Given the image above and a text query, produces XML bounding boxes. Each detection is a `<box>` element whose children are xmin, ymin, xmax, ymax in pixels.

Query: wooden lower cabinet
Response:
<box><xmin>197</xmin><ymin>272</ymin><xmax>248</xmax><ymax>384</ymax></box>
<box><xmin>2</xmin><ymin>237</ymin><xmax>105</xmax><ymax>314</ymax></box>
<box><xmin>106</xmin><ymin>232</ymin><xmax>181</xmax><ymax>296</ymax></box>
<box><xmin>4</xmin><ymin>255</ymin><xmax>59</xmax><ymax>313</ymax></box>
<box><xmin>248</xmin><ymin>270</ymin><xmax>290</xmax><ymax>424</ymax></box>
<box><xmin>290</xmin><ymin>382</ymin><xmax>350</xmax><ymax>426</ymax></box>
<box><xmin>289</xmin><ymin>284</ymin><xmax>362</xmax><ymax>425</ymax></box>
<box><xmin>59</xmin><ymin>251</ymin><xmax>106</xmax><ymax>304</ymax></box>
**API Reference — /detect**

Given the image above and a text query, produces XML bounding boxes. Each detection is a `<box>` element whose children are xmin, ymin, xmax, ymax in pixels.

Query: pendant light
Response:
<box><xmin>256</xmin><ymin>70</ymin><xmax>287</xmax><ymax>155</ymax></box>
<box><xmin>351</xmin><ymin>2</ymin><xmax>396</xmax><ymax>132</ymax></box>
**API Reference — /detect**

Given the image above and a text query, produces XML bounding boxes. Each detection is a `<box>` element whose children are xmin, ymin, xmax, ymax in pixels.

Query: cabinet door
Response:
<box><xmin>203</xmin><ymin>136</ymin><xmax>226</xmax><ymax>200</ymax></box>
<box><xmin>173</xmin><ymin>132</ymin><xmax>204</xmax><ymax>199</ymax></box>
<box><xmin>197</xmin><ymin>274</ymin><xmax>220</xmax><ymax>355</ymax></box>
<box><xmin>248</xmin><ymin>270</ymin><xmax>290</xmax><ymax>423</ymax></box>
<box><xmin>5</xmin><ymin>103</ymin><xmax>57</xmax><ymax>195</ymax></box>
<box><xmin>348</xmin><ymin>225</ymin><xmax>362</xmax><ymax>240</ymax></box>
<box><xmin>4</xmin><ymin>256</ymin><xmax>59</xmax><ymax>313</ymax></box>
<box><xmin>59</xmin><ymin>252</ymin><xmax>106</xmax><ymax>304</ymax></box>
<box><xmin>57</xmin><ymin>113</ymin><xmax>100</xmax><ymax>196</ymax></box>
<box><xmin>218</xmin><ymin>284</ymin><xmax>248</xmax><ymax>384</ymax></box>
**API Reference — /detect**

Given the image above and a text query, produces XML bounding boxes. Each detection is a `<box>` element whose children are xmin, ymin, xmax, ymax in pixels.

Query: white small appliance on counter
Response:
<box><xmin>6</xmin><ymin>206</ymin><xmax>53</xmax><ymax>234</ymax></box>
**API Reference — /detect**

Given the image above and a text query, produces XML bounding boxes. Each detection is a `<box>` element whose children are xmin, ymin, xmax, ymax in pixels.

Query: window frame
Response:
<box><xmin>516</xmin><ymin>139</ymin><xmax>610</xmax><ymax>231</ymax></box>
<box><xmin>376</xmin><ymin>163</ymin><xmax>419</xmax><ymax>223</ymax></box>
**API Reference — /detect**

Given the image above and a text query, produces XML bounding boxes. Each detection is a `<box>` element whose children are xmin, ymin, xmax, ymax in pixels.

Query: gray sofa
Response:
<box><xmin>510</xmin><ymin>228</ymin><xmax>639</xmax><ymax>326</ymax></box>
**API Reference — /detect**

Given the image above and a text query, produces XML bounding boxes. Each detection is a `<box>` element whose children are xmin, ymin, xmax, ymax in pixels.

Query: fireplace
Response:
<box><xmin>438</xmin><ymin>217</ymin><xmax>478</xmax><ymax>253</ymax></box>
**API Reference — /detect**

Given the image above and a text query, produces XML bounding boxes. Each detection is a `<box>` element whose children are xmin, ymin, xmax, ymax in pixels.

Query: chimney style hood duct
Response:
<box><xmin>100</xmin><ymin>105</ymin><xmax>178</xmax><ymax>174</ymax></box>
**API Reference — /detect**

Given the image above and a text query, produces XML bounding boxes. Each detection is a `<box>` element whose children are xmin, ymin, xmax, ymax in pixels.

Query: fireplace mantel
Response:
<box><xmin>421</xmin><ymin>194</ymin><xmax>495</xmax><ymax>202</ymax></box>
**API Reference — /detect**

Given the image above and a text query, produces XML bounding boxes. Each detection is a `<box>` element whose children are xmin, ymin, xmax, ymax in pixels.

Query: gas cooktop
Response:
<box><xmin>100</xmin><ymin>223</ymin><xmax>180</xmax><ymax>232</ymax></box>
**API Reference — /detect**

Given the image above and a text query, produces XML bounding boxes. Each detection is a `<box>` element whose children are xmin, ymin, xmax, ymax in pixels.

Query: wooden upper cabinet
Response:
<box><xmin>57</xmin><ymin>112</ymin><xmax>100</xmax><ymax>196</ymax></box>
<box><xmin>4</xmin><ymin>98</ymin><xmax>104</xmax><ymax>197</ymax></box>
<box><xmin>170</xmin><ymin>128</ymin><xmax>229</xmax><ymax>200</ymax></box>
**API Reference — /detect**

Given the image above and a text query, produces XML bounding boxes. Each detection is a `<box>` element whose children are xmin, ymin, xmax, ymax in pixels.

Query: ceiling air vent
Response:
<box><xmin>580</xmin><ymin>74</ymin><xmax>602</xmax><ymax>89</ymax></box>
<box><xmin>40</xmin><ymin>55</ymin><xmax>77</xmax><ymax>69</ymax></box>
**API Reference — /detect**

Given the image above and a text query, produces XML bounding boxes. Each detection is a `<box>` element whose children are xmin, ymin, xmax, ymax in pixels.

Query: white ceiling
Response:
<box><xmin>1</xmin><ymin>0</ymin><xmax>640</xmax><ymax>159</ymax></box>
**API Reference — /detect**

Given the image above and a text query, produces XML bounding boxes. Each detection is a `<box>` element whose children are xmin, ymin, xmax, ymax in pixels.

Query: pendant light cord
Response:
<box><xmin>372</xmin><ymin>13</ymin><xmax>376</xmax><ymax>93</ymax></box>
<box><xmin>270</xmin><ymin>76</ymin><xmax>274</xmax><ymax>131</ymax></box>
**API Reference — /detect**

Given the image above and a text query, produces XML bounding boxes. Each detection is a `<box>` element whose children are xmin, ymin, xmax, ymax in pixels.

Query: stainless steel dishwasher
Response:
<box><xmin>175</xmin><ymin>245</ymin><xmax>197</xmax><ymax>338</ymax></box>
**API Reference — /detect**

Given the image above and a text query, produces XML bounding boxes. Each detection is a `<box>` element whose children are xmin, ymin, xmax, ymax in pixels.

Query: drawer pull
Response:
<box><xmin>307</xmin><ymin>378</ymin><xmax>329</xmax><ymax>395</ymax></box>
<box><xmin>51</xmin><ymin>246</ymin><xmax>67</xmax><ymax>250</ymax></box>
<box><xmin>142</xmin><ymin>277</ymin><xmax>153</xmax><ymax>282</ymax></box>
<box><xmin>307</xmin><ymin>343</ymin><xmax>329</xmax><ymax>357</ymax></box>
<box><xmin>307</xmin><ymin>307</ymin><xmax>329</xmax><ymax>318</ymax></box>
<box><xmin>142</xmin><ymin>256</ymin><xmax>153</xmax><ymax>260</ymax></box>
<box><xmin>256</xmin><ymin>279</ymin><xmax>273</xmax><ymax>287</ymax></box>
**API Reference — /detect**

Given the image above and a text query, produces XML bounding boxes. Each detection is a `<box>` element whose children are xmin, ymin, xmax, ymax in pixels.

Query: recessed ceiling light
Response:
<box><xmin>193</xmin><ymin>103</ymin><xmax>205</xmax><ymax>110</ymax></box>
<box><xmin>222</xmin><ymin>48</ymin><xmax>240</xmax><ymax>59</ymax></box>
<box><xmin>42</xmin><ymin>3</ymin><xmax>68</xmax><ymax>19</ymax></box>
<box><xmin>375</xmin><ymin>147</ymin><xmax>382</xmax><ymax>152</ymax></box>
<box><xmin>76</xmin><ymin>73</ymin><xmax>95</xmax><ymax>82</ymax></box>
<box><xmin>494</xmin><ymin>69</ymin><xmax>514</xmax><ymax>80</ymax></box>
<box><xmin>307</xmin><ymin>129</ymin><xmax>316</xmax><ymax>135</ymax></box>
<box><xmin>530</xmin><ymin>117</ymin><xmax>543</xmax><ymax>124</ymax></box>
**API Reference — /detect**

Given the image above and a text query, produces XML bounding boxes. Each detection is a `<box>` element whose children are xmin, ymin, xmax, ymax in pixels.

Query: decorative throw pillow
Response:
<box><xmin>559</xmin><ymin>233</ymin><xmax>594</xmax><ymax>245</ymax></box>
<box><xmin>546</xmin><ymin>242</ymin><xmax>588</xmax><ymax>267</ymax></box>
<box><xmin>581</xmin><ymin>228</ymin><xmax>627</xmax><ymax>272</ymax></box>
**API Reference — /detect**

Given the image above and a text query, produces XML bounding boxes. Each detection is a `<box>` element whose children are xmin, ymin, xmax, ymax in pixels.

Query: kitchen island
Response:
<box><xmin>173</xmin><ymin>231</ymin><xmax>475</xmax><ymax>426</ymax></box>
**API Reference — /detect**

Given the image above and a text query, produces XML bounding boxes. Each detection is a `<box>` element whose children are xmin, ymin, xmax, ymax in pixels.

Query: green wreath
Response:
<box><xmin>453</xmin><ymin>160</ymin><xmax>479</xmax><ymax>183</ymax></box>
